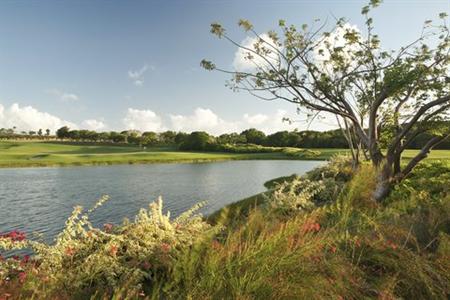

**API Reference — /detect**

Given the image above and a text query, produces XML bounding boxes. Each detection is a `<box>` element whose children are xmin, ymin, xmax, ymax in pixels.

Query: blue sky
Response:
<box><xmin>0</xmin><ymin>0</ymin><xmax>448</xmax><ymax>134</ymax></box>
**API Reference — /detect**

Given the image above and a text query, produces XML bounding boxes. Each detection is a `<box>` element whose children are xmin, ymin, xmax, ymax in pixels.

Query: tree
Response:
<box><xmin>202</xmin><ymin>2</ymin><xmax>450</xmax><ymax>201</ymax></box>
<box><xmin>175</xmin><ymin>132</ymin><xmax>189</xmax><ymax>145</ymax></box>
<box><xmin>179</xmin><ymin>131</ymin><xmax>214</xmax><ymax>151</ymax></box>
<box><xmin>266</xmin><ymin>131</ymin><xmax>291</xmax><ymax>147</ymax></box>
<box><xmin>240</xmin><ymin>128</ymin><xmax>266</xmax><ymax>145</ymax></box>
<box><xmin>159</xmin><ymin>131</ymin><xmax>177</xmax><ymax>145</ymax></box>
<box><xmin>98</xmin><ymin>132</ymin><xmax>111</xmax><ymax>142</ymax></box>
<box><xmin>217</xmin><ymin>133</ymin><xmax>246</xmax><ymax>144</ymax></box>
<box><xmin>68</xmin><ymin>130</ymin><xmax>80</xmax><ymax>141</ymax></box>
<box><xmin>45</xmin><ymin>129</ymin><xmax>50</xmax><ymax>136</ymax></box>
<box><xmin>56</xmin><ymin>126</ymin><xmax>70</xmax><ymax>140</ymax></box>
<box><xmin>109</xmin><ymin>132</ymin><xmax>127</xmax><ymax>143</ymax></box>
<box><xmin>141</xmin><ymin>132</ymin><xmax>159</xmax><ymax>146</ymax></box>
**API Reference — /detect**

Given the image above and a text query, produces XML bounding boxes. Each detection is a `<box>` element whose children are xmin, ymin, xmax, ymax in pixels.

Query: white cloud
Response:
<box><xmin>169</xmin><ymin>108</ymin><xmax>297</xmax><ymax>135</ymax></box>
<box><xmin>243</xmin><ymin>109</ymin><xmax>297</xmax><ymax>133</ymax></box>
<box><xmin>128</xmin><ymin>64</ymin><xmax>154</xmax><ymax>86</ymax></box>
<box><xmin>46</xmin><ymin>89</ymin><xmax>79</xmax><ymax>102</ymax></box>
<box><xmin>233</xmin><ymin>33</ymin><xmax>282</xmax><ymax>71</ymax></box>
<box><xmin>0</xmin><ymin>103</ymin><xmax>77</xmax><ymax>132</ymax></box>
<box><xmin>170</xmin><ymin>108</ymin><xmax>239</xmax><ymax>135</ymax></box>
<box><xmin>122</xmin><ymin>108</ymin><xmax>165</xmax><ymax>132</ymax></box>
<box><xmin>81</xmin><ymin>119</ymin><xmax>107</xmax><ymax>131</ymax></box>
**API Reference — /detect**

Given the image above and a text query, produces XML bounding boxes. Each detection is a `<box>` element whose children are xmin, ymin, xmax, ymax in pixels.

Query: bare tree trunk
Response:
<box><xmin>369</xmin><ymin>142</ymin><xmax>384</xmax><ymax>166</ymax></box>
<box><xmin>373</xmin><ymin>154</ymin><xmax>395</xmax><ymax>202</ymax></box>
<box><xmin>337</xmin><ymin>116</ymin><xmax>360</xmax><ymax>169</ymax></box>
<box><xmin>373</xmin><ymin>134</ymin><xmax>449</xmax><ymax>202</ymax></box>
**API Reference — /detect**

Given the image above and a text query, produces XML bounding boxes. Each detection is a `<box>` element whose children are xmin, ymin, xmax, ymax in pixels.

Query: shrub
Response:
<box><xmin>282</xmin><ymin>148</ymin><xmax>321</xmax><ymax>158</ymax></box>
<box><xmin>268</xmin><ymin>177</ymin><xmax>324</xmax><ymax>214</ymax></box>
<box><xmin>0</xmin><ymin>196</ymin><xmax>211</xmax><ymax>298</ymax></box>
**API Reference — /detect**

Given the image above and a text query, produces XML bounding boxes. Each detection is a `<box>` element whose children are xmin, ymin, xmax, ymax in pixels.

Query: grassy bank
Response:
<box><xmin>1</xmin><ymin>156</ymin><xmax>449</xmax><ymax>299</ymax></box>
<box><xmin>0</xmin><ymin>141</ymin><xmax>345</xmax><ymax>168</ymax></box>
<box><xmin>1</xmin><ymin>141</ymin><xmax>450</xmax><ymax>168</ymax></box>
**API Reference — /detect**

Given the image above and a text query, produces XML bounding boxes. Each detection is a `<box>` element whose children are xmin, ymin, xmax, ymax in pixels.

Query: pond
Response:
<box><xmin>0</xmin><ymin>160</ymin><xmax>322</xmax><ymax>243</ymax></box>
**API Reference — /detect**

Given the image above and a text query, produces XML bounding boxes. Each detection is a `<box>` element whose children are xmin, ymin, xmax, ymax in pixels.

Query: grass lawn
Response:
<box><xmin>0</xmin><ymin>141</ymin><xmax>335</xmax><ymax>168</ymax></box>
<box><xmin>0</xmin><ymin>141</ymin><xmax>449</xmax><ymax>168</ymax></box>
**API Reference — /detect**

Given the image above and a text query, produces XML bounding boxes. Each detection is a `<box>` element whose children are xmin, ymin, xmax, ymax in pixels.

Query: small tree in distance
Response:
<box><xmin>56</xmin><ymin>126</ymin><xmax>70</xmax><ymax>140</ymax></box>
<box><xmin>201</xmin><ymin>0</ymin><xmax>450</xmax><ymax>201</ymax></box>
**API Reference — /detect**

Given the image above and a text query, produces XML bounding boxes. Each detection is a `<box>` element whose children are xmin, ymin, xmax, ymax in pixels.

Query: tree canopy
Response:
<box><xmin>202</xmin><ymin>0</ymin><xmax>450</xmax><ymax>200</ymax></box>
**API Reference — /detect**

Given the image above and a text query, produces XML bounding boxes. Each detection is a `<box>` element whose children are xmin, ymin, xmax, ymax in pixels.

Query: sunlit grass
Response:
<box><xmin>0</xmin><ymin>141</ymin><xmax>337</xmax><ymax>167</ymax></box>
<box><xmin>0</xmin><ymin>141</ymin><xmax>449</xmax><ymax>168</ymax></box>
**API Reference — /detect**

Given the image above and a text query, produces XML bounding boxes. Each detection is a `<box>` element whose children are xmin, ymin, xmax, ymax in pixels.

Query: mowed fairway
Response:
<box><xmin>0</xmin><ymin>141</ymin><xmax>449</xmax><ymax>168</ymax></box>
<box><xmin>0</xmin><ymin>141</ymin><xmax>308</xmax><ymax>168</ymax></box>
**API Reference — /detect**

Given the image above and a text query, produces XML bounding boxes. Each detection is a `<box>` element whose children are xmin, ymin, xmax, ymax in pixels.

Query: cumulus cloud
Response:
<box><xmin>233</xmin><ymin>33</ymin><xmax>282</xmax><ymax>71</ymax></box>
<box><xmin>128</xmin><ymin>64</ymin><xmax>154</xmax><ymax>86</ymax></box>
<box><xmin>170</xmin><ymin>108</ymin><xmax>240</xmax><ymax>135</ymax></box>
<box><xmin>242</xmin><ymin>109</ymin><xmax>297</xmax><ymax>133</ymax></box>
<box><xmin>168</xmin><ymin>108</ymin><xmax>297</xmax><ymax>135</ymax></box>
<box><xmin>46</xmin><ymin>89</ymin><xmax>79</xmax><ymax>102</ymax></box>
<box><xmin>122</xmin><ymin>108</ymin><xmax>165</xmax><ymax>132</ymax></box>
<box><xmin>0</xmin><ymin>103</ymin><xmax>77</xmax><ymax>132</ymax></box>
<box><xmin>81</xmin><ymin>119</ymin><xmax>107</xmax><ymax>131</ymax></box>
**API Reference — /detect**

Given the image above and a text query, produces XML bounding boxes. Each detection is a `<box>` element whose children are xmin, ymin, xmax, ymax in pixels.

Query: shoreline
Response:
<box><xmin>0</xmin><ymin>154</ymin><xmax>328</xmax><ymax>169</ymax></box>
<box><xmin>1</xmin><ymin>141</ymin><xmax>449</xmax><ymax>169</ymax></box>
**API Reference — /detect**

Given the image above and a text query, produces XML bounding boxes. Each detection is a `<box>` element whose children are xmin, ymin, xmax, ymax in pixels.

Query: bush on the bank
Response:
<box><xmin>282</xmin><ymin>148</ymin><xmax>321</xmax><ymax>158</ymax></box>
<box><xmin>0</xmin><ymin>197</ymin><xmax>212</xmax><ymax>298</ymax></box>
<box><xmin>268</xmin><ymin>177</ymin><xmax>324</xmax><ymax>214</ymax></box>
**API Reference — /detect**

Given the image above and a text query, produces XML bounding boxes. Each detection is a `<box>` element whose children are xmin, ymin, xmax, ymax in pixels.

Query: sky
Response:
<box><xmin>0</xmin><ymin>0</ymin><xmax>448</xmax><ymax>134</ymax></box>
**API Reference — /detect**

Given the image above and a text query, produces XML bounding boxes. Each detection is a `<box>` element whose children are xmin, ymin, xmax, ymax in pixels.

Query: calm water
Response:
<box><xmin>0</xmin><ymin>160</ymin><xmax>322</xmax><ymax>243</ymax></box>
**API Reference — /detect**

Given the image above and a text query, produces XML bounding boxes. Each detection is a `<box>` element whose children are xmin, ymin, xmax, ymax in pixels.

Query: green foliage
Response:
<box><xmin>238</xmin><ymin>19</ymin><xmax>253</xmax><ymax>31</ymax></box>
<box><xmin>240</xmin><ymin>128</ymin><xmax>266</xmax><ymax>145</ymax></box>
<box><xmin>178</xmin><ymin>131</ymin><xmax>215</xmax><ymax>151</ymax></box>
<box><xmin>0</xmin><ymin>197</ymin><xmax>211</xmax><ymax>298</ymax></box>
<box><xmin>268</xmin><ymin>177</ymin><xmax>324</xmax><ymax>214</ymax></box>
<box><xmin>1</xmin><ymin>159</ymin><xmax>449</xmax><ymax>299</ymax></box>
<box><xmin>210</xmin><ymin>23</ymin><xmax>225</xmax><ymax>38</ymax></box>
<box><xmin>282</xmin><ymin>147</ymin><xmax>321</xmax><ymax>158</ymax></box>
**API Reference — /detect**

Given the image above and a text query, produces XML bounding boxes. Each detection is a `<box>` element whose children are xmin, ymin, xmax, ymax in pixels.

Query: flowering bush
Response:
<box><xmin>269</xmin><ymin>177</ymin><xmax>325</xmax><ymax>213</ymax></box>
<box><xmin>0</xmin><ymin>196</ymin><xmax>211</xmax><ymax>297</ymax></box>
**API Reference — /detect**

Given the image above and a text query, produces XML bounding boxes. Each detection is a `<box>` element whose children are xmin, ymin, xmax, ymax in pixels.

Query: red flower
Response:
<box><xmin>302</xmin><ymin>222</ymin><xmax>321</xmax><ymax>233</ymax></box>
<box><xmin>161</xmin><ymin>242</ymin><xmax>171</xmax><ymax>253</ymax></box>
<box><xmin>211</xmin><ymin>240</ymin><xmax>222</xmax><ymax>250</ymax></box>
<box><xmin>387</xmin><ymin>240</ymin><xmax>398</xmax><ymax>250</ymax></box>
<box><xmin>20</xmin><ymin>255</ymin><xmax>30</xmax><ymax>267</ymax></box>
<box><xmin>18</xmin><ymin>272</ymin><xmax>27</xmax><ymax>283</ymax></box>
<box><xmin>0</xmin><ymin>230</ymin><xmax>26</xmax><ymax>242</ymax></box>
<box><xmin>65</xmin><ymin>247</ymin><xmax>75</xmax><ymax>256</ymax></box>
<box><xmin>109</xmin><ymin>245</ymin><xmax>118</xmax><ymax>256</ymax></box>
<box><xmin>313</xmin><ymin>223</ymin><xmax>321</xmax><ymax>231</ymax></box>
<box><xmin>141</xmin><ymin>261</ymin><xmax>152</xmax><ymax>270</ymax></box>
<box><xmin>103</xmin><ymin>223</ymin><xmax>114</xmax><ymax>232</ymax></box>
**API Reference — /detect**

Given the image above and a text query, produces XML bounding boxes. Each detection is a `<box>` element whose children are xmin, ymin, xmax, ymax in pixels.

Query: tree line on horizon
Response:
<box><xmin>1</xmin><ymin>125</ymin><xmax>449</xmax><ymax>150</ymax></box>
